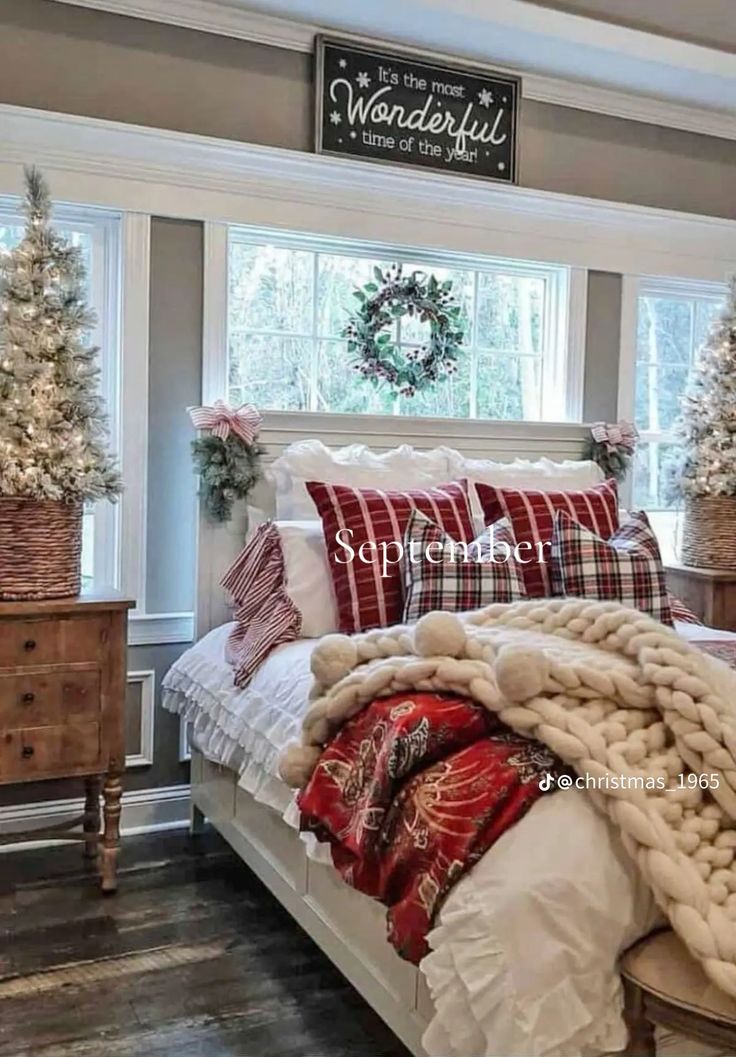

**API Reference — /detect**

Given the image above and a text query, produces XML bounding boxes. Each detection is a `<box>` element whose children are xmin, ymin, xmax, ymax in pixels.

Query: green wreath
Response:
<box><xmin>343</xmin><ymin>265</ymin><xmax>465</xmax><ymax>398</ymax></box>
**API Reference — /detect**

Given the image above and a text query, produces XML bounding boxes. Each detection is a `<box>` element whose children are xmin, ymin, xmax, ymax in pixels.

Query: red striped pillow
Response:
<box><xmin>475</xmin><ymin>478</ymin><xmax>619</xmax><ymax>597</ymax></box>
<box><xmin>306</xmin><ymin>480</ymin><xmax>475</xmax><ymax>633</ymax></box>
<box><xmin>221</xmin><ymin>523</ymin><xmax>302</xmax><ymax>687</ymax></box>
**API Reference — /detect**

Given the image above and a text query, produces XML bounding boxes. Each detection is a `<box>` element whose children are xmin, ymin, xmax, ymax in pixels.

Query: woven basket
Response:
<box><xmin>680</xmin><ymin>495</ymin><xmax>736</xmax><ymax>569</ymax></box>
<box><xmin>0</xmin><ymin>497</ymin><xmax>83</xmax><ymax>600</ymax></box>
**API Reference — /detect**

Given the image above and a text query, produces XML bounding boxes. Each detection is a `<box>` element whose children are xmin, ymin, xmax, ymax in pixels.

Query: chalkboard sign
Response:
<box><xmin>315</xmin><ymin>37</ymin><xmax>520</xmax><ymax>184</ymax></box>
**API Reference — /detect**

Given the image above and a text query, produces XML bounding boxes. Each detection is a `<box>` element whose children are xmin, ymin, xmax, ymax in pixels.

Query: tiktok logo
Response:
<box><xmin>539</xmin><ymin>772</ymin><xmax>553</xmax><ymax>792</ymax></box>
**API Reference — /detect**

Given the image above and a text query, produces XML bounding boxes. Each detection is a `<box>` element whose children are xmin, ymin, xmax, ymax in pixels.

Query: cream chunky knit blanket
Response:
<box><xmin>280</xmin><ymin>598</ymin><xmax>736</xmax><ymax>997</ymax></box>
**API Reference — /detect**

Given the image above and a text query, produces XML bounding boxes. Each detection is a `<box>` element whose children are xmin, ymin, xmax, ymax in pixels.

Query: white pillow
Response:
<box><xmin>275</xmin><ymin>520</ymin><xmax>339</xmax><ymax>638</ymax></box>
<box><xmin>441</xmin><ymin>448</ymin><xmax>604</xmax><ymax>525</ymax></box>
<box><xmin>268</xmin><ymin>440</ymin><xmax>453</xmax><ymax>520</ymax></box>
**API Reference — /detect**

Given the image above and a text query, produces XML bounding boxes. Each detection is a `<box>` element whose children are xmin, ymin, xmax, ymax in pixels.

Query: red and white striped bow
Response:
<box><xmin>188</xmin><ymin>400</ymin><xmax>262</xmax><ymax>444</ymax></box>
<box><xmin>591</xmin><ymin>420</ymin><xmax>638</xmax><ymax>452</ymax></box>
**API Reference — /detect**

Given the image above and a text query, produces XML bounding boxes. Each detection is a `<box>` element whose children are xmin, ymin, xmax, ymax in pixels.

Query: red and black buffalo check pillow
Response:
<box><xmin>474</xmin><ymin>478</ymin><xmax>619</xmax><ymax>598</ymax></box>
<box><xmin>402</xmin><ymin>510</ymin><xmax>527</xmax><ymax>623</ymax></box>
<box><xmin>306</xmin><ymin>479</ymin><xmax>475</xmax><ymax>633</ymax></box>
<box><xmin>550</xmin><ymin>508</ymin><xmax>673</xmax><ymax>625</ymax></box>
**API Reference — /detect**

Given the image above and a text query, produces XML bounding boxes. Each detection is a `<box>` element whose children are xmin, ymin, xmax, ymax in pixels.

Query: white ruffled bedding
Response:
<box><xmin>162</xmin><ymin>621</ymin><xmax>729</xmax><ymax>1057</ymax></box>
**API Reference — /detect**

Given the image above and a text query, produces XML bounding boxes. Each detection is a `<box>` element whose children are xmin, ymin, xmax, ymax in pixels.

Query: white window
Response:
<box><xmin>622</xmin><ymin>277</ymin><xmax>726</xmax><ymax>557</ymax></box>
<box><xmin>0</xmin><ymin>201</ymin><xmax>122</xmax><ymax>586</ymax></box>
<box><xmin>227</xmin><ymin>228</ymin><xmax>583</xmax><ymax>422</ymax></box>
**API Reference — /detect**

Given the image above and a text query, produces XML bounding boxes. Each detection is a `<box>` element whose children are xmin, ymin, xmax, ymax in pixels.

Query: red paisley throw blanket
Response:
<box><xmin>298</xmin><ymin>691</ymin><xmax>564</xmax><ymax>963</ymax></box>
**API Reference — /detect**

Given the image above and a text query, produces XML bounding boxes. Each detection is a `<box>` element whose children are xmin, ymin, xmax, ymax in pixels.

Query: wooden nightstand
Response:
<box><xmin>621</xmin><ymin>930</ymin><xmax>736</xmax><ymax>1056</ymax></box>
<box><xmin>666</xmin><ymin>562</ymin><xmax>736</xmax><ymax>631</ymax></box>
<box><xmin>0</xmin><ymin>589</ymin><xmax>134</xmax><ymax>891</ymax></box>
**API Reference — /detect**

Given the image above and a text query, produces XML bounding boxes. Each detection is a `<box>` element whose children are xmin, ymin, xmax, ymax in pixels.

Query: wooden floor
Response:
<box><xmin>0</xmin><ymin>828</ymin><xmax>411</xmax><ymax>1057</ymax></box>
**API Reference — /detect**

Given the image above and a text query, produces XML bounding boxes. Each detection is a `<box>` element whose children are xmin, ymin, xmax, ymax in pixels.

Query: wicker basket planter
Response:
<box><xmin>0</xmin><ymin>497</ymin><xmax>83</xmax><ymax>600</ymax></box>
<box><xmin>680</xmin><ymin>495</ymin><xmax>736</xmax><ymax>569</ymax></box>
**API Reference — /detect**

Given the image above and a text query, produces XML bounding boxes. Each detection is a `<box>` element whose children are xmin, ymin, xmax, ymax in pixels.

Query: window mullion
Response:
<box><xmin>470</xmin><ymin>270</ymin><xmax>480</xmax><ymax>419</ymax></box>
<box><xmin>309</xmin><ymin>252</ymin><xmax>320</xmax><ymax>412</ymax></box>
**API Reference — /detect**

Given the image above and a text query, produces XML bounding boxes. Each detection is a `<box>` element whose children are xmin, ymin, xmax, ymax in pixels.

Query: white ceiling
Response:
<box><xmin>236</xmin><ymin>0</ymin><xmax>736</xmax><ymax>114</ymax></box>
<box><xmin>526</xmin><ymin>0</ymin><xmax>736</xmax><ymax>52</ymax></box>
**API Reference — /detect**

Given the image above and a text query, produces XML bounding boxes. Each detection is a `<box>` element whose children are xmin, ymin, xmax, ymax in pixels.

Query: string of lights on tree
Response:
<box><xmin>0</xmin><ymin>167</ymin><xmax>120</xmax><ymax>503</ymax></box>
<box><xmin>673</xmin><ymin>276</ymin><xmax>736</xmax><ymax>499</ymax></box>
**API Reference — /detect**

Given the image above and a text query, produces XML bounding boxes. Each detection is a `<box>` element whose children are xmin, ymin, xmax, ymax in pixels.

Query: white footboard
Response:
<box><xmin>190</xmin><ymin>748</ymin><xmax>432</xmax><ymax>1056</ymax></box>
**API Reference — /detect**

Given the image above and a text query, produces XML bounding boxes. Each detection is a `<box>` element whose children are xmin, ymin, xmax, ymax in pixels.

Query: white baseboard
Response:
<box><xmin>0</xmin><ymin>784</ymin><xmax>190</xmax><ymax>853</ymax></box>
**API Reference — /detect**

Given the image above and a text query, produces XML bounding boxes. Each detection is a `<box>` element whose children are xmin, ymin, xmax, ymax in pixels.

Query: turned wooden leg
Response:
<box><xmin>83</xmin><ymin>775</ymin><xmax>101</xmax><ymax>860</ymax></box>
<box><xmin>100</xmin><ymin>769</ymin><xmax>123</xmax><ymax>893</ymax></box>
<box><xmin>622</xmin><ymin>979</ymin><xmax>657</xmax><ymax>1057</ymax></box>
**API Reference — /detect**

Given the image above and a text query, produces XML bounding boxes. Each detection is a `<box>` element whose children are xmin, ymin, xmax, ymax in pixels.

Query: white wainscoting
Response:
<box><xmin>127</xmin><ymin>612</ymin><xmax>195</xmax><ymax>647</ymax></box>
<box><xmin>126</xmin><ymin>669</ymin><xmax>156</xmax><ymax>768</ymax></box>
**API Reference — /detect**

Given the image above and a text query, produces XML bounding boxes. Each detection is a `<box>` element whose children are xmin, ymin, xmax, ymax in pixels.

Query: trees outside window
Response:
<box><xmin>227</xmin><ymin>231</ymin><xmax>574</xmax><ymax>422</ymax></box>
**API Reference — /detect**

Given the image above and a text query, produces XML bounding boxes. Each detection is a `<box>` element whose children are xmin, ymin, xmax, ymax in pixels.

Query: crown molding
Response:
<box><xmin>48</xmin><ymin>0</ymin><xmax>736</xmax><ymax>142</ymax></box>
<box><xmin>1</xmin><ymin>104</ymin><xmax>735</xmax><ymax>284</ymax></box>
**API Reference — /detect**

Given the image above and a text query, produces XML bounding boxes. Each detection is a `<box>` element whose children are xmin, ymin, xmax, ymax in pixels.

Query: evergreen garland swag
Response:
<box><xmin>190</xmin><ymin>433</ymin><xmax>265</xmax><ymax>522</ymax></box>
<box><xmin>583</xmin><ymin>421</ymin><xmax>638</xmax><ymax>483</ymax></box>
<box><xmin>0</xmin><ymin>166</ymin><xmax>121</xmax><ymax>502</ymax></box>
<box><xmin>188</xmin><ymin>402</ymin><xmax>265</xmax><ymax>522</ymax></box>
<box><xmin>343</xmin><ymin>264</ymin><xmax>465</xmax><ymax>398</ymax></box>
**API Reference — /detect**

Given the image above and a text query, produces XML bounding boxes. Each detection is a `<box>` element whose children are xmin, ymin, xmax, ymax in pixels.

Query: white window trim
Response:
<box><xmin>118</xmin><ymin>213</ymin><xmax>150</xmax><ymax>615</ymax></box>
<box><xmin>225</xmin><ymin>225</ymin><xmax>586</xmax><ymax>423</ymax></box>
<box><xmin>618</xmin><ymin>274</ymin><xmax>728</xmax><ymax>508</ymax></box>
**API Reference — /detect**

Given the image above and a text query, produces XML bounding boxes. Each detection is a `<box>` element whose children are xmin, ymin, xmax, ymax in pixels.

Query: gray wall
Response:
<box><xmin>583</xmin><ymin>272</ymin><xmax>622</xmax><ymax>423</ymax></box>
<box><xmin>147</xmin><ymin>218</ymin><xmax>202</xmax><ymax>615</ymax></box>
<box><xmin>1</xmin><ymin>0</ymin><xmax>735</xmax><ymax>218</ymax></box>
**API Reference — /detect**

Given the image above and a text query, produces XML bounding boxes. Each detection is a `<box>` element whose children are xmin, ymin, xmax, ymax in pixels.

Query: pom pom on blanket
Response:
<box><xmin>495</xmin><ymin>646</ymin><xmax>548</xmax><ymax>702</ymax></box>
<box><xmin>279</xmin><ymin>743</ymin><xmax>322</xmax><ymax>788</ymax></box>
<box><xmin>311</xmin><ymin>634</ymin><xmax>359</xmax><ymax>688</ymax></box>
<box><xmin>415</xmin><ymin>611</ymin><xmax>466</xmax><ymax>658</ymax></box>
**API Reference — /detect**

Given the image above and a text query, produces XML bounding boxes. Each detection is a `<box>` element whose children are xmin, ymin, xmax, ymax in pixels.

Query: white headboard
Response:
<box><xmin>196</xmin><ymin>411</ymin><xmax>592</xmax><ymax>635</ymax></box>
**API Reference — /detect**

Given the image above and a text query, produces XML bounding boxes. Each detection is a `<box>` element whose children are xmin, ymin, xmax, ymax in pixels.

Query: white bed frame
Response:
<box><xmin>192</xmin><ymin>414</ymin><xmax>592</xmax><ymax>1056</ymax></box>
<box><xmin>190</xmin><ymin>748</ymin><xmax>433</xmax><ymax>1055</ymax></box>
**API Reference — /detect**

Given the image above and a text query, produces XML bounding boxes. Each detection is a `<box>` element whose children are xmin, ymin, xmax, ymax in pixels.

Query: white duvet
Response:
<box><xmin>162</xmin><ymin>621</ymin><xmax>733</xmax><ymax>1057</ymax></box>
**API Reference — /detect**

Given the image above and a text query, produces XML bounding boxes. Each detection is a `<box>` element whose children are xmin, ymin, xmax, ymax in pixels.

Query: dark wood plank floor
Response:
<box><xmin>0</xmin><ymin>829</ymin><xmax>411</xmax><ymax>1057</ymax></box>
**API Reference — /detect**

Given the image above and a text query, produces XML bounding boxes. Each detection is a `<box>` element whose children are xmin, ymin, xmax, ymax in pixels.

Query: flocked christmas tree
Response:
<box><xmin>674</xmin><ymin>276</ymin><xmax>736</xmax><ymax>499</ymax></box>
<box><xmin>0</xmin><ymin>167</ymin><xmax>120</xmax><ymax>503</ymax></box>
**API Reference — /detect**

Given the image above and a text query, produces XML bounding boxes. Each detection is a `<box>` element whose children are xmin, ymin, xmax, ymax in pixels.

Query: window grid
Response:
<box><xmin>227</xmin><ymin>227</ymin><xmax>569</xmax><ymax>422</ymax></box>
<box><xmin>0</xmin><ymin>199</ymin><xmax>121</xmax><ymax>584</ymax></box>
<box><xmin>632</xmin><ymin>278</ymin><xmax>725</xmax><ymax>513</ymax></box>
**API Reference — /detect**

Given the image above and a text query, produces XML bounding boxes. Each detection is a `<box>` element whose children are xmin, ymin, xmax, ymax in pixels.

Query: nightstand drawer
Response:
<box><xmin>0</xmin><ymin>722</ymin><xmax>101</xmax><ymax>782</ymax></box>
<box><xmin>0</xmin><ymin>671</ymin><xmax>100</xmax><ymax>729</ymax></box>
<box><xmin>0</xmin><ymin>617</ymin><xmax>107</xmax><ymax>668</ymax></box>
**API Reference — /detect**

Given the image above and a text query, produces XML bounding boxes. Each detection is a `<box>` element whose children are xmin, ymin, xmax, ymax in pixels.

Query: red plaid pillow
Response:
<box><xmin>402</xmin><ymin>511</ymin><xmax>526</xmax><ymax>623</ymax></box>
<box><xmin>475</xmin><ymin>478</ymin><xmax>619</xmax><ymax>597</ymax></box>
<box><xmin>306</xmin><ymin>480</ymin><xmax>474</xmax><ymax>633</ymax></box>
<box><xmin>221</xmin><ymin>523</ymin><xmax>302</xmax><ymax>686</ymax></box>
<box><xmin>550</xmin><ymin>509</ymin><xmax>673</xmax><ymax>625</ymax></box>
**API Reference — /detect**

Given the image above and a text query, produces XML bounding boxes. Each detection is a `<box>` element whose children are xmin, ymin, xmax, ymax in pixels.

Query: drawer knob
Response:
<box><xmin>21</xmin><ymin>692</ymin><xmax>35</xmax><ymax>704</ymax></box>
<box><xmin>21</xmin><ymin>745</ymin><xmax>34</xmax><ymax>759</ymax></box>
<box><xmin>23</xmin><ymin>639</ymin><xmax>36</xmax><ymax>652</ymax></box>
